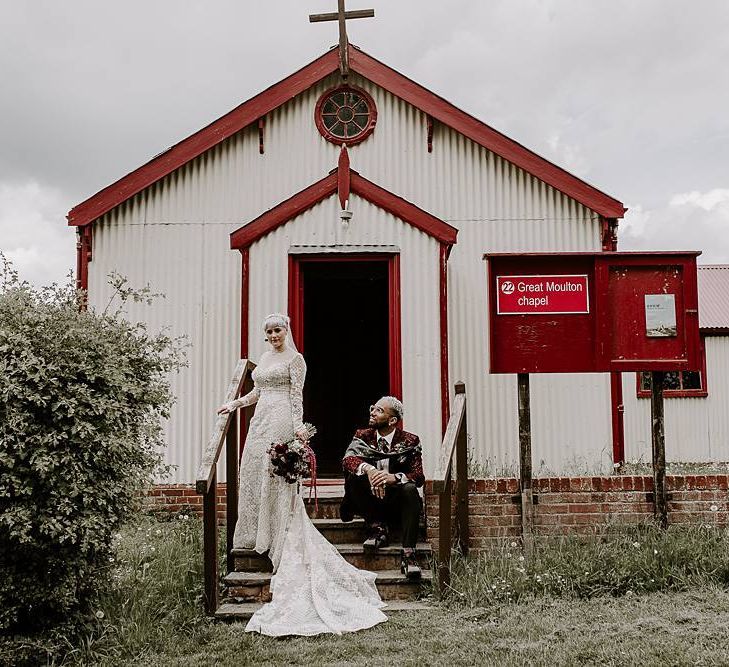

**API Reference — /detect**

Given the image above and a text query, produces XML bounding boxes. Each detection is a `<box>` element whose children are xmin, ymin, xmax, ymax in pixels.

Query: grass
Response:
<box><xmin>83</xmin><ymin>590</ymin><xmax>729</xmax><ymax>666</ymax></box>
<box><xmin>48</xmin><ymin>516</ymin><xmax>729</xmax><ymax>666</ymax></box>
<box><xmin>442</xmin><ymin>522</ymin><xmax>729</xmax><ymax>605</ymax></box>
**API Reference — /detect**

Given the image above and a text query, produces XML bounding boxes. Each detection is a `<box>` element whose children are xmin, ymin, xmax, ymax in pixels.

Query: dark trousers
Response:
<box><xmin>343</xmin><ymin>474</ymin><xmax>422</xmax><ymax>549</ymax></box>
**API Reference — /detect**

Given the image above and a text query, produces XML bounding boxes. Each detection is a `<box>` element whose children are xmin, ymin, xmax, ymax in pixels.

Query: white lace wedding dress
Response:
<box><xmin>228</xmin><ymin>349</ymin><xmax>387</xmax><ymax>636</ymax></box>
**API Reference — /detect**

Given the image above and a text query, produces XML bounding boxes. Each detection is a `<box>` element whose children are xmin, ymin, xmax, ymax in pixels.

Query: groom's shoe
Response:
<box><xmin>339</xmin><ymin>499</ymin><xmax>354</xmax><ymax>523</ymax></box>
<box><xmin>400</xmin><ymin>549</ymin><xmax>422</xmax><ymax>580</ymax></box>
<box><xmin>363</xmin><ymin>525</ymin><xmax>388</xmax><ymax>553</ymax></box>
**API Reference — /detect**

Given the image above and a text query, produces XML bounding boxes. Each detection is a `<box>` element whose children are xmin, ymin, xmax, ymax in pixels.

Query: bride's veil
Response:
<box><xmin>263</xmin><ymin>312</ymin><xmax>299</xmax><ymax>354</ymax></box>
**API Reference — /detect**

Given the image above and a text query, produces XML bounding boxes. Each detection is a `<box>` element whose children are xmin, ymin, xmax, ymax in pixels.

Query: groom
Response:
<box><xmin>340</xmin><ymin>396</ymin><xmax>424</xmax><ymax>579</ymax></box>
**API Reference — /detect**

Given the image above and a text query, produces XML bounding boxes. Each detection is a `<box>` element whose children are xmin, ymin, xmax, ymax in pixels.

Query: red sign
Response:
<box><xmin>496</xmin><ymin>274</ymin><xmax>590</xmax><ymax>314</ymax></box>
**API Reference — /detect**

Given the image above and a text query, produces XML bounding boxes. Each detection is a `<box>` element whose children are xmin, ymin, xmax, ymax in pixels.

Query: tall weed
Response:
<box><xmin>443</xmin><ymin>523</ymin><xmax>729</xmax><ymax>607</ymax></box>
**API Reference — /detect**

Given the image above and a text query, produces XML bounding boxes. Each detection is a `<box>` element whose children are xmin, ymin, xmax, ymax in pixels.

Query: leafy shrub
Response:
<box><xmin>0</xmin><ymin>256</ymin><xmax>184</xmax><ymax>662</ymax></box>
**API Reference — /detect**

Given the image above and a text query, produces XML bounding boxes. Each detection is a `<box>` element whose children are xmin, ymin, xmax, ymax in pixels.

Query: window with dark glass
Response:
<box><xmin>636</xmin><ymin>337</ymin><xmax>708</xmax><ymax>397</ymax></box>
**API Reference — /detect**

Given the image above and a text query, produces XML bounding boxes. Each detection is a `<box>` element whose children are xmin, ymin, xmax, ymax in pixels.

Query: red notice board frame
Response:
<box><xmin>485</xmin><ymin>252</ymin><xmax>702</xmax><ymax>374</ymax></box>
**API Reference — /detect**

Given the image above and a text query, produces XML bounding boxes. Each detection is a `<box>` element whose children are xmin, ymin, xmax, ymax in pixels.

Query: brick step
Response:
<box><xmin>215</xmin><ymin>599</ymin><xmax>433</xmax><ymax>622</ymax></box>
<box><xmin>304</xmin><ymin>496</ymin><xmax>343</xmax><ymax>520</ymax></box>
<box><xmin>313</xmin><ymin>518</ymin><xmax>426</xmax><ymax>544</ymax></box>
<box><xmin>232</xmin><ymin>542</ymin><xmax>432</xmax><ymax>573</ymax></box>
<box><xmin>313</xmin><ymin>517</ymin><xmax>367</xmax><ymax>543</ymax></box>
<box><xmin>223</xmin><ymin>568</ymin><xmax>432</xmax><ymax>603</ymax></box>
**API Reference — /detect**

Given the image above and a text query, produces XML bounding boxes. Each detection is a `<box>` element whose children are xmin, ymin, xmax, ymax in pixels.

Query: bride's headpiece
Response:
<box><xmin>262</xmin><ymin>313</ymin><xmax>290</xmax><ymax>331</ymax></box>
<box><xmin>262</xmin><ymin>313</ymin><xmax>298</xmax><ymax>352</ymax></box>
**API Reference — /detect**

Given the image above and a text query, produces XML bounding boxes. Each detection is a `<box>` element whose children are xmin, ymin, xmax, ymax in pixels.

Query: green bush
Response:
<box><xmin>0</xmin><ymin>256</ymin><xmax>184</xmax><ymax>662</ymax></box>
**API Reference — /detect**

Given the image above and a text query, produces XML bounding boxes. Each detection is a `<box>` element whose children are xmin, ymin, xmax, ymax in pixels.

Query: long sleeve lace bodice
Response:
<box><xmin>289</xmin><ymin>352</ymin><xmax>306</xmax><ymax>433</ymax></box>
<box><xmin>227</xmin><ymin>385</ymin><xmax>260</xmax><ymax>411</ymax></box>
<box><xmin>232</xmin><ymin>349</ymin><xmax>307</xmax><ymax>569</ymax></box>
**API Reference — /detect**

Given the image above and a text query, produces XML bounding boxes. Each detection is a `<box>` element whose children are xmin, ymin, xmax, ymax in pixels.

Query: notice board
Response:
<box><xmin>485</xmin><ymin>252</ymin><xmax>701</xmax><ymax>374</ymax></box>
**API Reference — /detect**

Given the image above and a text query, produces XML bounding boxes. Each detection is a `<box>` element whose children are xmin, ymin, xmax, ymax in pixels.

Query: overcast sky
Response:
<box><xmin>1</xmin><ymin>0</ymin><xmax>727</xmax><ymax>287</ymax></box>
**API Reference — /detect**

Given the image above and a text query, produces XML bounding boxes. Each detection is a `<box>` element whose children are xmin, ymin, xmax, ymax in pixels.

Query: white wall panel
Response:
<box><xmin>87</xmin><ymin>214</ymin><xmax>240</xmax><ymax>483</ymax></box>
<box><xmin>622</xmin><ymin>337</ymin><xmax>729</xmax><ymax>463</ymax></box>
<box><xmin>87</xmin><ymin>70</ymin><xmax>614</xmax><ymax>480</ymax></box>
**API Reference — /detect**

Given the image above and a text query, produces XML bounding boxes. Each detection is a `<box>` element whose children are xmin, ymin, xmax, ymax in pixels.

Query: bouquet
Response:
<box><xmin>267</xmin><ymin>423</ymin><xmax>318</xmax><ymax>484</ymax></box>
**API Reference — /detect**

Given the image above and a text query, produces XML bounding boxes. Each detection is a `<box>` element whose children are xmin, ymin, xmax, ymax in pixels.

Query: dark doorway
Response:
<box><xmin>300</xmin><ymin>259</ymin><xmax>391</xmax><ymax>477</ymax></box>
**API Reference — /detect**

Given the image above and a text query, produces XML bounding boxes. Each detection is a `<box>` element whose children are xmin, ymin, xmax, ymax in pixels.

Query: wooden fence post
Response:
<box><xmin>650</xmin><ymin>371</ymin><xmax>668</xmax><ymax>528</ymax></box>
<box><xmin>518</xmin><ymin>373</ymin><xmax>534</xmax><ymax>554</ymax></box>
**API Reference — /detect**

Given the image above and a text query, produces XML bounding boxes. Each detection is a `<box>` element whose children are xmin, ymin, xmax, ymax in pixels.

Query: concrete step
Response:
<box><xmin>215</xmin><ymin>599</ymin><xmax>434</xmax><ymax>622</ymax></box>
<box><xmin>232</xmin><ymin>542</ymin><xmax>432</xmax><ymax>573</ymax></box>
<box><xmin>223</xmin><ymin>568</ymin><xmax>432</xmax><ymax>603</ymax></box>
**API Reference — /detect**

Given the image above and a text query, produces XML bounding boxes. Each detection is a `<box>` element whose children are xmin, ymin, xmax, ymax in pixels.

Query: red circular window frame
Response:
<box><xmin>314</xmin><ymin>85</ymin><xmax>377</xmax><ymax>146</ymax></box>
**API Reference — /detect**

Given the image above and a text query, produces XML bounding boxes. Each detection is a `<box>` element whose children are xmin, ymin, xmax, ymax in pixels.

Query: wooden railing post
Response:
<box><xmin>651</xmin><ymin>371</ymin><xmax>668</xmax><ymax>529</ymax></box>
<box><xmin>196</xmin><ymin>359</ymin><xmax>255</xmax><ymax>616</ymax></box>
<box><xmin>454</xmin><ymin>382</ymin><xmax>468</xmax><ymax>556</ymax></box>
<box><xmin>202</xmin><ymin>469</ymin><xmax>219</xmax><ymax>615</ymax></box>
<box><xmin>225</xmin><ymin>409</ymin><xmax>239</xmax><ymax>573</ymax></box>
<box><xmin>438</xmin><ymin>476</ymin><xmax>452</xmax><ymax>593</ymax></box>
<box><xmin>435</xmin><ymin>381</ymin><xmax>467</xmax><ymax>597</ymax></box>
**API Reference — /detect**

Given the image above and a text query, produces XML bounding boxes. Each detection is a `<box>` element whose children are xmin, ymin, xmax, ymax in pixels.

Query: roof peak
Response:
<box><xmin>68</xmin><ymin>43</ymin><xmax>625</xmax><ymax>227</ymax></box>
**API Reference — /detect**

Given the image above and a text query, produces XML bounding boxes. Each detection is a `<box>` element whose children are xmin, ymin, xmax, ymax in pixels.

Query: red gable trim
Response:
<box><xmin>230</xmin><ymin>170</ymin><xmax>458</xmax><ymax>249</ymax></box>
<box><xmin>350</xmin><ymin>173</ymin><xmax>457</xmax><ymax>244</ymax></box>
<box><xmin>349</xmin><ymin>47</ymin><xmax>626</xmax><ymax>219</ymax></box>
<box><xmin>69</xmin><ymin>44</ymin><xmax>625</xmax><ymax>227</ymax></box>
<box><xmin>68</xmin><ymin>49</ymin><xmax>340</xmax><ymax>227</ymax></box>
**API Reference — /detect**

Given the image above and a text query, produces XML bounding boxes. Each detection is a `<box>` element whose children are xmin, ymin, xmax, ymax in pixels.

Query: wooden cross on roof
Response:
<box><xmin>309</xmin><ymin>0</ymin><xmax>374</xmax><ymax>79</ymax></box>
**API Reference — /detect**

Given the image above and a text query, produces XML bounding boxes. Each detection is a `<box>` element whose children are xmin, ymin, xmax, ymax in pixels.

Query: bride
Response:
<box><xmin>218</xmin><ymin>313</ymin><xmax>387</xmax><ymax>636</ymax></box>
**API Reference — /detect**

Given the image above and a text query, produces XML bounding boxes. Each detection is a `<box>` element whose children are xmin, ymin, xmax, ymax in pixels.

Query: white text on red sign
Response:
<box><xmin>496</xmin><ymin>275</ymin><xmax>590</xmax><ymax>314</ymax></box>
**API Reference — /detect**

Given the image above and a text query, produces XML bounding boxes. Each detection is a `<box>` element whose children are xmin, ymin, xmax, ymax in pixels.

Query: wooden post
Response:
<box><xmin>225</xmin><ymin>410</ymin><xmax>239</xmax><ymax>574</ymax></box>
<box><xmin>202</xmin><ymin>470</ymin><xmax>219</xmax><ymax>615</ymax></box>
<box><xmin>438</xmin><ymin>477</ymin><xmax>452</xmax><ymax>594</ymax></box>
<box><xmin>518</xmin><ymin>373</ymin><xmax>534</xmax><ymax>554</ymax></box>
<box><xmin>454</xmin><ymin>382</ymin><xmax>468</xmax><ymax>556</ymax></box>
<box><xmin>650</xmin><ymin>371</ymin><xmax>668</xmax><ymax>529</ymax></box>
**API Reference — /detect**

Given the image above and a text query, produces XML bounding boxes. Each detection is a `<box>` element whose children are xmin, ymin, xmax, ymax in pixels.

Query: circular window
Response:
<box><xmin>315</xmin><ymin>85</ymin><xmax>377</xmax><ymax>146</ymax></box>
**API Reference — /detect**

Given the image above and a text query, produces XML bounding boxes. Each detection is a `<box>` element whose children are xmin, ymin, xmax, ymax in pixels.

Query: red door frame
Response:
<box><xmin>287</xmin><ymin>253</ymin><xmax>403</xmax><ymax>400</ymax></box>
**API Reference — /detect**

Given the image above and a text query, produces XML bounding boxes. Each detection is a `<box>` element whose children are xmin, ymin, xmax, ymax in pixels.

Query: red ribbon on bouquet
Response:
<box><xmin>303</xmin><ymin>444</ymin><xmax>318</xmax><ymax>512</ymax></box>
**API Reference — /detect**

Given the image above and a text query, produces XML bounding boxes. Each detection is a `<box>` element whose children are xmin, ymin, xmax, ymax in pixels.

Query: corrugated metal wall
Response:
<box><xmin>87</xmin><ymin>69</ymin><xmax>613</xmax><ymax>482</ymax></box>
<box><xmin>248</xmin><ymin>195</ymin><xmax>442</xmax><ymax>475</ymax></box>
<box><xmin>622</xmin><ymin>336</ymin><xmax>729</xmax><ymax>463</ymax></box>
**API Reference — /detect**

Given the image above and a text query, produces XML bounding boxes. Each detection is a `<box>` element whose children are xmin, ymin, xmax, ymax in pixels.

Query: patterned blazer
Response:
<box><xmin>342</xmin><ymin>427</ymin><xmax>425</xmax><ymax>487</ymax></box>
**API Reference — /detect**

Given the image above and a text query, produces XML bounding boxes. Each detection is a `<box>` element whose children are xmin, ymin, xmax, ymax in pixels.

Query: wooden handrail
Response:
<box><xmin>195</xmin><ymin>358</ymin><xmax>255</xmax><ymax>494</ymax></box>
<box><xmin>432</xmin><ymin>381</ymin><xmax>468</xmax><ymax>595</ymax></box>
<box><xmin>195</xmin><ymin>358</ymin><xmax>256</xmax><ymax>615</ymax></box>
<box><xmin>432</xmin><ymin>390</ymin><xmax>466</xmax><ymax>493</ymax></box>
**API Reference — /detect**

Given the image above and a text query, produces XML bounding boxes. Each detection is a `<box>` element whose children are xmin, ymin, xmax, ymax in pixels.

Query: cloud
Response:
<box><xmin>619</xmin><ymin>188</ymin><xmax>729</xmax><ymax>264</ymax></box>
<box><xmin>0</xmin><ymin>181</ymin><xmax>76</xmax><ymax>287</ymax></box>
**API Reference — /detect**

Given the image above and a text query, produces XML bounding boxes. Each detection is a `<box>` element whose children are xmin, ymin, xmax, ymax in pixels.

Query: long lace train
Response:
<box><xmin>245</xmin><ymin>493</ymin><xmax>388</xmax><ymax>636</ymax></box>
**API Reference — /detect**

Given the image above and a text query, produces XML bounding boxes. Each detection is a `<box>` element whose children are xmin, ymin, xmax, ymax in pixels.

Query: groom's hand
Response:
<box><xmin>367</xmin><ymin>468</ymin><xmax>387</xmax><ymax>498</ymax></box>
<box><xmin>367</xmin><ymin>469</ymin><xmax>397</xmax><ymax>498</ymax></box>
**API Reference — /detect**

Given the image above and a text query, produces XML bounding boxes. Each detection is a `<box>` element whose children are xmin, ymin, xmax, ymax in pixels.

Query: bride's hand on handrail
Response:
<box><xmin>217</xmin><ymin>403</ymin><xmax>233</xmax><ymax>415</ymax></box>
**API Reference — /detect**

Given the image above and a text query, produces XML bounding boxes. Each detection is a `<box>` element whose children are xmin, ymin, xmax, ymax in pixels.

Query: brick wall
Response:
<box><xmin>146</xmin><ymin>483</ymin><xmax>228</xmax><ymax>520</ymax></box>
<box><xmin>424</xmin><ymin>475</ymin><xmax>729</xmax><ymax>551</ymax></box>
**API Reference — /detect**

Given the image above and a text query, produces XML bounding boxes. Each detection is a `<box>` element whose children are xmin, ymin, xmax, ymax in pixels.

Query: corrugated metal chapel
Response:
<box><xmin>69</xmin><ymin>44</ymin><xmax>635</xmax><ymax>483</ymax></box>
